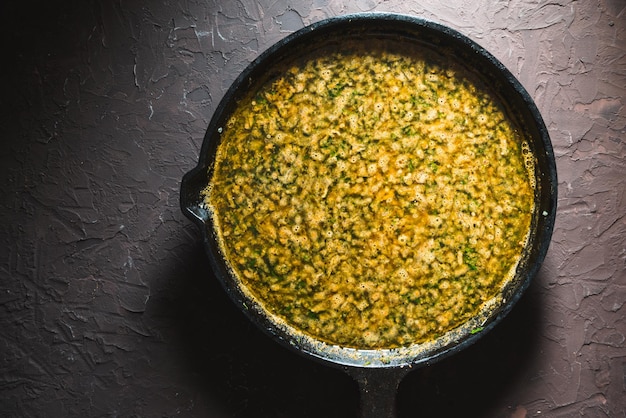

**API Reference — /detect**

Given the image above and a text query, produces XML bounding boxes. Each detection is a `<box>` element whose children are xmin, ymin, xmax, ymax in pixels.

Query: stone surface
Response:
<box><xmin>1</xmin><ymin>0</ymin><xmax>624</xmax><ymax>417</ymax></box>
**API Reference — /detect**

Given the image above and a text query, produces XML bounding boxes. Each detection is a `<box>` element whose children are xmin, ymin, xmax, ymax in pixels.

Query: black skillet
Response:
<box><xmin>180</xmin><ymin>13</ymin><xmax>557</xmax><ymax>417</ymax></box>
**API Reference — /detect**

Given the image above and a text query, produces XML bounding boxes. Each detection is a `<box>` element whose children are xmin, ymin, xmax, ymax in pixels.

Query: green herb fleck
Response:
<box><xmin>470</xmin><ymin>327</ymin><xmax>484</xmax><ymax>335</ymax></box>
<box><xmin>463</xmin><ymin>246</ymin><xmax>478</xmax><ymax>271</ymax></box>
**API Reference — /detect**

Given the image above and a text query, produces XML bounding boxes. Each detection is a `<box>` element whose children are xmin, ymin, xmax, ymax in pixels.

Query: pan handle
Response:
<box><xmin>346</xmin><ymin>366</ymin><xmax>411</xmax><ymax>418</ymax></box>
<box><xmin>180</xmin><ymin>165</ymin><xmax>210</xmax><ymax>227</ymax></box>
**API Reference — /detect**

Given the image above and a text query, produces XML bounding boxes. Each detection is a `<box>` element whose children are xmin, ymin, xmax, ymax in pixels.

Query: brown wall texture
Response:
<box><xmin>1</xmin><ymin>0</ymin><xmax>624</xmax><ymax>416</ymax></box>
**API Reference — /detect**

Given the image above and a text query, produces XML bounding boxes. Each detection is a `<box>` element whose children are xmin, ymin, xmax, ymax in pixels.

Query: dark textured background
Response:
<box><xmin>1</xmin><ymin>1</ymin><xmax>624</xmax><ymax>417</ymax></box>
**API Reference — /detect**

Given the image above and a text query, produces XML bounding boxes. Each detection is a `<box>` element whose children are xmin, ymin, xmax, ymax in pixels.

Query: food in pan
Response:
<box><xmin>203</xmin><ymin>40</ymin><xmax>535</xmax><ymax>349</ymax></box>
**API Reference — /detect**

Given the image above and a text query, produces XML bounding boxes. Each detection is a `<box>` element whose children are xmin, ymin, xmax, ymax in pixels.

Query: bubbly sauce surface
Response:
<box><xmin>205</xmin><ymin>41</ymin><xmax>535</xmax><ymax>349</ymax></box>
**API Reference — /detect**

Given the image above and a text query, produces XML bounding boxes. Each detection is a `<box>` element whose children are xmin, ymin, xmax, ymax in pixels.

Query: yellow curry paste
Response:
<box><xmin>204</xmin><ymin>41</ymin><xmax>535</xmax><ymax>349</ymax></box>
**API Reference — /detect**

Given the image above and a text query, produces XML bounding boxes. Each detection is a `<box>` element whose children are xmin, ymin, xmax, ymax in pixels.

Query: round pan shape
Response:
<box><xmin>180</xmin><ymin>13</ymin><xmax>557</xmax><ymax>417</ymax></box>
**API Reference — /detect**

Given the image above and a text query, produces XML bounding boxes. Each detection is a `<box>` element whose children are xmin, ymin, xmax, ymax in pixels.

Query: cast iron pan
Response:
<box><xmin>180</xmin><ymin>13</ymin><xmax>557</xmax><ymax>417</ymax></box>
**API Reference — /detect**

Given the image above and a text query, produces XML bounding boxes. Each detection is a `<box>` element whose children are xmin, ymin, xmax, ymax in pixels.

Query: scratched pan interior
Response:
<box><xmin>180</xmin><ymin>13</ymin><xmax>557</xmax><ymax>371</ymax></box>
